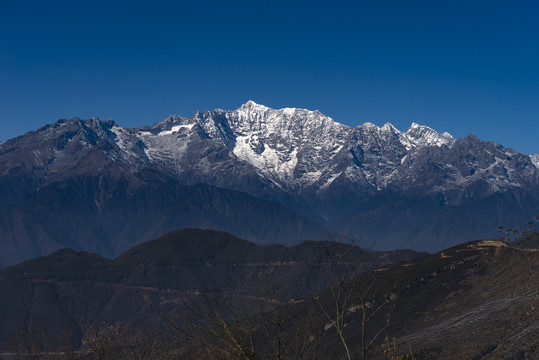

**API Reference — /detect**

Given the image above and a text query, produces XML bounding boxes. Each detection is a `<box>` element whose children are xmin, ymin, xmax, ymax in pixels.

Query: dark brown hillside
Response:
<box><xmin>0</xmin><ymin>229</ymin><xmax>420</xmax><ymax>352</ymax></box>
<box><xmin>278</xmin><ymin>239</ymin><xmax>539</xmax><ymax>359</ymax></box>
<box><xmin>394</xmin><ymin>240</ymin><xmax>539</xmax><ymax>359</ymax></box>
<box><xmin>1</xmin><ymin>229</ymin><xmax>536</xmax><ymax>359</ymax></box>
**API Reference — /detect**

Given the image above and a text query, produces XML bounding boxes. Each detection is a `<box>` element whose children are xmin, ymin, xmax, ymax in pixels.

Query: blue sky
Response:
<box><xmin>1</xmin><ymin>0</ymin><xmax>538</xmax><ymax>154</ymax></box>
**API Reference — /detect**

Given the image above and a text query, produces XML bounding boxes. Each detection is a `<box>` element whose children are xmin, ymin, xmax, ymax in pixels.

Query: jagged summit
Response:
<box><xmin>238</xmin><ymin>99</ymin><xmax>270</xmax><ymax>111</ymax></box>
<box><xmin>2</xmin><ymin>103</ymin><xmax>536</xmax><ymax>205</ymax></box>
<box><xmin>142</xmin><ymin>103</ymin><xmax>453</xmax><ymax>153</ymax></box>
<box><xmin>404</xmin><ymin>122</ymin><xmax>455</xmax><ymax>149</ymax></box>
<box><xmin>381</xmin><ymin>122</ymin><xmax>398</xmax><ymax>131</ymax></box>
<box><xmin>3</xmin><ymin>102</ymin><xmax>532</xmax><ymax>197</ymax></box>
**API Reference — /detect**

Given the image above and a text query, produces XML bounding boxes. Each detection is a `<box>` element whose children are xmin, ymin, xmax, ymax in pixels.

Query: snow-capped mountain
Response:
<box><xmin>101</xmin><ymin>100</ymin><xmax>537</xmax><ymax>203</ymax></box>
<box><xmin>0</xmin><ymin>101</ymin><xmax>538</xmax><ymax>265</ymax></box>
<box><xmin>107</xmin><ymin>101</ymin><xmax>461</xmax><ymax>194</ymax></box>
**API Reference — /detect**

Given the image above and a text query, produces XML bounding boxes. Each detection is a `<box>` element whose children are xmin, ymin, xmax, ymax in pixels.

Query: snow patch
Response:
<box><xmin>400</xmin><ymin>155</ymin><xmax>408</xmax><ymax>164</ymax></box>
<box><xmin>530</xmin><ymin>154</ymin><xmax>539</xmax><ymax>169</ymax></box>
<box><xmin>233</xmin><ymin>135</ymin><xmax>298</xmax><ymax>180</ymax></box>
<box><xmin>110</xmin><ymin>126</ymin><xmax>138</xmax><ymax>158</ymax></box>
<box><xmin>282</xmin><ymin>108</ymin><xmax>297</xmax><ymax>117</ymax></box>
<box><xmin>158</xmin><ymin>124</ymin><xmax>195</xmax><ymax>136</ymax></box>
<box><xmin>320</xmin><ymin>171</ymin><xmax>342</xmax><ymax>189</ymax></box>
<box><xmin>301</xmin><ymin>170</ymin><xmax>322</xmax><ymax>185</ymax></box>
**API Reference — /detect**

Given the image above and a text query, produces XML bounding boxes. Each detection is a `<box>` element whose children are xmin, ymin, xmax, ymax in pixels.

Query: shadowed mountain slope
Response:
<box><xmin>0</xmin><ymin>175</ymin><xmax>329</xmax><ymax>266</ymax></box>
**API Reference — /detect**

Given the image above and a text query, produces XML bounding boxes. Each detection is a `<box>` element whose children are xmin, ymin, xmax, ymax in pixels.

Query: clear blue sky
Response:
<box><xmin>1</xmin><ymin>0</ymin><xmax>538</xmax><ymax>154</ymax></box>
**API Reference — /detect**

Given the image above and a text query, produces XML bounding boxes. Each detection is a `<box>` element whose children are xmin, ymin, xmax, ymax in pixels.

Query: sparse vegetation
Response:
<box><xmin>381</xmin><ymin>337</ymin><xmax>414</xmax><ymax>360</ymax></box>
<box><xmin>164</xmin><ymin>238</ymin><xmax>400</xmax><ymax>359</ymax></box>
<box><xmin>1</xmin><ymin>234</ymin><xmax>406</xmax><ymax>359</ymax></box>
<box><xmin>498</xmin><ymin>215</ymin><xmax>539</xmax><ymax>299</ymax></box>
<box><xmin>2</xmin><ymin>226</ymin><xmax>538</xmax><ymax>359</ymax></box>
<box><xmin>308</xmin><ymin>240</ymin><xmax>399</xmax><ymax>360</ymax></box>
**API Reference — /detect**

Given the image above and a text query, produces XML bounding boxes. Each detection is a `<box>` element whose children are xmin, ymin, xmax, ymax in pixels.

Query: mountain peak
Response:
<box><xmin>404</xmin><ymin>122</ymin><xmax>454</xmax><ymax>148</ymax></box>
<box><xmin>239</xmin><ymin>100</ymin><xmax>269</xmax><ymax>111</ymax></box>
<box><xmin>407</xmin><ymin>122</ymin><xmax>434</xmax><ymax>133</ymax></box>
<box><xmin>244</xmin><ymin>100</ymin><xmax>258</xmax><ymax>106</ymax></box>
<box><xmin>381</xmin><ymin>122</ymin><xmax>398</xmax><ymax>132</ymax></box>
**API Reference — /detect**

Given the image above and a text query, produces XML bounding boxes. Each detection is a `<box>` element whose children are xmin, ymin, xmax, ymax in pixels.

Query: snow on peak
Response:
<box><xmin>102</xmin><ymin>102</ymin><xmax>477</xmax><ymax>193</ymax></box>
<box><xmin>230</xmin><ymin>101</ymin><xmax>345</xmax><ymax>137</ymax></box>
<box><xmin>359</xmin><ymin>122</ymin><xmax>400</xmax><ymax>134</ymax></box>
<box><xmin>403</xmin><ymin>123</ymin><xmax>454</xmax><ymax>149</ymax></box>
<box><xmin>381</xmin><ymin>122</ymin><xmax>398</xmax><ymax>132</ymax></box>
<box><xmin>238</xmin><ymin>100</ymin><xmax>270</xmax><ymax>111</ymax></box>
<box><xmin>35</xmin><ymin>101</ymin><xmax>534</xmax><ymax>201</ymax></box>
<box><xmin>530</xmin><ymin>154</ymin><xmax>539</xmax><ymax>169</ymax></box>
<box><xmin>237</xmin><ymin>101</ymin><xmax>327</xmax><ymax>123</ymax></box>
<box><xmin>218</xmin><ymin>102</ymin><xmax>350</xmax><ymax>185</ymax></box>
<box><xmin>282</xmin><ymin>107</ymin><xmax>300</xmax><ymax>117</ymax></box>
<box><xmin>362</xmin><ymin>122</ymin><xmax>378</xmax><ymax>128</ymax></box>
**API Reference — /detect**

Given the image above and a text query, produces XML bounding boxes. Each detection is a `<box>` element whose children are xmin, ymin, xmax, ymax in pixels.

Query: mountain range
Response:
<box><xmin>0</xmin><ymin>101</ymin><xmax>538</xmax><ymax>265</ymax></box>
